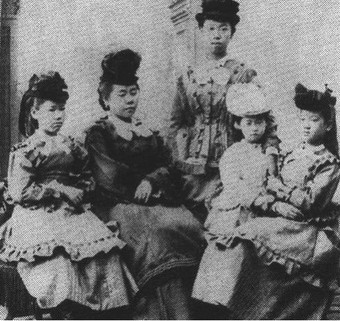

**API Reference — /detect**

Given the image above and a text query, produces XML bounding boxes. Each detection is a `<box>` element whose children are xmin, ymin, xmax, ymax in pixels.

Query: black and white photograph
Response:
<box><xmin>0</xmin><ymin>0</ymin><xmax>340</xmax><ymax>319</ymax></box>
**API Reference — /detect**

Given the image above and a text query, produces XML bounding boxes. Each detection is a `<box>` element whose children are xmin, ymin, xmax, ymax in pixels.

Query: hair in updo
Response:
<box><xmin>19</xmin><ymin>71</ymin><xmax>69</xmax><ymax>137</ymax></box>
<box><xmin>294</xmin><ymin>83</ymin><xmax>338</xmax><ymax>157</ymax></box>
<box><xmin>98</xmin><ymin>49</ymin><xmax>141</xmax><ymax>111</ymax></box>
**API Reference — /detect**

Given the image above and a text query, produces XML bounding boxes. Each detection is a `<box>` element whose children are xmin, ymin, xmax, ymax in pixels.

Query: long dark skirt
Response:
<box><xmin>93</xmin><ymin>202</ymin><xmax>205</xmax><ymax>319</ymax></box>
<box><xmin>193</xmin><ymin>241</ymin><xmax>330</xmax><ymax>320</ymax></box>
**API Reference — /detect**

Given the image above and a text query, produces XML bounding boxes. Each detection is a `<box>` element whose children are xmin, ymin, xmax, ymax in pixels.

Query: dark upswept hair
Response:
<box><xmin>19</xmin><ymin>71</ymin><xmax>69</xmax><ymax>137</ymax></box>
<box><xmin>97</xmin><ymin>49</ymin><xmax>141</xmax><ymax>111</ymax></box>
<box><xmin>294</xmin><ymin>83</ymin><xmax>338</xmax><ymax>157</ymax></box>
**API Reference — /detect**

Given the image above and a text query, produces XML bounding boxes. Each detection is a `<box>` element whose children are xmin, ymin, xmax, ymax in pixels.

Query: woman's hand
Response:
<box><xmin>267</xmin><ymin>177</ymin><xmax>285</xmax><ymax>194</ymax></box>
<box><xmin>62</xmin><ymin>186</ymin><xmax>84</xmax><ymax>206</ymax></box>
<box><xmin>253</xmin><ymin>194</ymin><xmax>275</xmax><ymax>212</ymax></box>
<box><xmin>267</xmin><ymin>177</ymin><xmax>292</xmax><ymax>200</ymax></box>
<box><xmin>134</xmin><ymin>180</ymin><xmax>152</xmax><ymax>204</ymax></box>
<box><xmin>271</xmin><ymin>201</ymin><xmax>304</xmax><ymax>221</ymax></box>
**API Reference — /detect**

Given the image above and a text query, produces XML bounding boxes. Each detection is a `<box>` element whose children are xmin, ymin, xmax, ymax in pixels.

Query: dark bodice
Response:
<box><xmin>104</xmin><ymin>132</ymin><xmax>163</xmax><ymax>176</ymax></box>
<box><xmin>86</xmin><ymin>118</ymin><xmax>178</xmax><ymax>205</ymax></box>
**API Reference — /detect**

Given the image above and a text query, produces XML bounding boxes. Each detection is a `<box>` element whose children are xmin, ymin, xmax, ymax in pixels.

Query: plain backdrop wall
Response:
<box><xmin>15</xmin><ymin>0</ymin><xmax>175</xmax><ymax>135</ymax></box>
<box><xmin>13</xmin><ymin>0</ymin><xmax>340</xmax><ymax>198</ymax></box>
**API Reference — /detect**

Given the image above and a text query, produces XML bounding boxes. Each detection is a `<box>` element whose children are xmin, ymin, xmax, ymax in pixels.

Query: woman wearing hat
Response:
<box><xmin>193</xmin><ymin>83</ymin><xmax>340</xmax><ymax>319</ymax></box>
<box><xmin>0</xmin><ymin>71</ymin><xmax>138</xmax><ymax>319</ymax></box>
<box><xmin>168</xmin><ymin>0</ymin><xmax>279</xmax><ymax>222</ymax></box>
<box><xmin>85</xmin><ymin>49</ymin><xmax>205</xmax><ymax>319</ymax></box>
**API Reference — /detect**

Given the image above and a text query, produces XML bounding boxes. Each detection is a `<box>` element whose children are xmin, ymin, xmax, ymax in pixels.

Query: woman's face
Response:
<box><xmin>298</xmin><ymin>110</ymin><xmax>329</xmax><ymax>146</ymax></box>
<box><xmin>201</xmin><ymin>19</ymin><xmax>233</xmax><ymax>57</ymax></box>
<box><xmin>106</xmin><ymin>84</ymin><xmax>140</xmax><ymax>119</ymax></box>
<box><xmin>31</xmin><ymin>99</ymin><xmax>65</xmax><ymax>135</ymax></box>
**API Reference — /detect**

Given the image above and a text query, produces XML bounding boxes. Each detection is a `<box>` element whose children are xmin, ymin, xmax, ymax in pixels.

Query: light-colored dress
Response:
<box><xmin>192</xmin><ymin>140</ymin><xmax>268</xmax><ymax>304</ymax></box>
<box><xmin>194</xmin><ymin>142</ymin><xmax>340</xmax><ymax>319</ymax></box>
<box><xmin>0</xmin><ymin>131</ymin><xmax>137</xmax><ymax>310</ymax></box>
<box><xmin>168</xmin><ymin>56</ymin><xmax>278</xmax><ymax>214</ymax></box>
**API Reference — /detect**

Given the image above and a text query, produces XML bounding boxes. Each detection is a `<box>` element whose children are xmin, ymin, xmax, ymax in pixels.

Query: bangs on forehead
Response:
<box><xmin>33</xmin><ymin>98</ymin><xmax>65</xmax><ymax>109</ymax></box>
<box><xmin>299</xmin><ymin>109</ymin><xmax>322</xmax><ymax>117</ymax></box>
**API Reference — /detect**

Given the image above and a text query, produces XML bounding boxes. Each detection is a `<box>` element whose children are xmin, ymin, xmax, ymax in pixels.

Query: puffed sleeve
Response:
<box><xmin>287</xmin><ymin>161</ymin><xmax>340</xmax><ymax>216</ymax></box>
<box><xmin>228</xmin><ymin>61</ymin><xmax>258</xmax><ymax>84</ymax></box>
<box><xmin>7</xmin><ymin>148</ymin><xmax>60</xmax><ymax>204</ymax></box>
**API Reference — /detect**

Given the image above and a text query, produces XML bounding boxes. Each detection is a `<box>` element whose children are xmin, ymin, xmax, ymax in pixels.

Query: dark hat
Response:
<box><xmin>196</xmin><ymin>0</ymin><xmax>240</xmax><ymax>27</ymax></box>
<box><xmin>19</xmin><ymin>71</ymin><xmax>69</xmax><ymax>137</ymax></box>
<box><xmin>294</xmin><ymin>83</ymin><xmax>336</xmax><ymax>112</ymax></box>
<box><xmin>101</xmin><ymin>49</ymin><xmax>141</xmax><ymax>86</ymax></box>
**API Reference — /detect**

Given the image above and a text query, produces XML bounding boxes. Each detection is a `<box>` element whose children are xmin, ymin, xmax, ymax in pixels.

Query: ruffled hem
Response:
<box><xmin>0</xmin><ymin>234</ymin><xmax>126</xmax><ymax>263</ymax></box>
<box><xmin>211</xmin><ymin>231</ymin><xmax>339</xmax><ymax>290</ymax></box>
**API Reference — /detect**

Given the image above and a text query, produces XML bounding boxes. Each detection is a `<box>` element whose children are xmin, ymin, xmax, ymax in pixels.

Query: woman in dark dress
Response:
<box><xmin>85</xmin><ymin>49</ymin><xmax>205</xmax><ymax>319</ymax></box>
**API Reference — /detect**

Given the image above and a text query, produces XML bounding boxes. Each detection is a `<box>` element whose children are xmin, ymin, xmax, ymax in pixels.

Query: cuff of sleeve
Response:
<box><xmin>288</xmin><ymin>188</ymin><xmax>303</xmax><ymax>207</ymax></box>
<box><xmin>269</xmin><ymin>202</ymin><xmax>279</xmax><ymax>216</ymax></box>
<box><xmin>143</xmin><ymin>176</ymin><xmax>157</xmax><ymax>193</ymax></box>
<box><xmin>243</xmin><ymin>191</ymin><xmax>261</xmax><ymax>208</ymax></box>
<box><xmin>274</xmin><ymin>184</ymin><xmax>295</xmax><ymax>202</ymax></box>
<box><xmin>265</xmin><ymin>146</ymin><xmax>279</xmax><ymax>156</ymax></box>
<box><xmin>45</xmin><ymin>180</ymin><xmax>64</xmax><ymax>198</ymax></box>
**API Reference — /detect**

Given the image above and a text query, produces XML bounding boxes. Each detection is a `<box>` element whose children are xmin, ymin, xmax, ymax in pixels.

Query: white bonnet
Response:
<box><xmin>226</xmin><ymin>83</ymin><xmax>270</xmax><ymax>117</ymax></box>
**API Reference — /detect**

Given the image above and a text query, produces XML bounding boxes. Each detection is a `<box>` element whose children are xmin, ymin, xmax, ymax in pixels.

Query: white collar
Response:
<box><xmin>201</xmin><ymin>54</ymin><xmax>230</xmax><ymax>69</ymax></box>
<box><xmin>29</xmin><ymin>130</ymin><xmax>70</xmax><ymax>155</ymax></box>
<box><xmin>300</xmin><ymin>142</ymin><xmax>325</xmax><ymax>153</ymax></box>
<box><xmin>108</xmin><ymin>115</ymin><xmax>153</xmax><ymax>141</ymax></box>
<box><xmin>215</xmin><ymin>54</ymin><xmax>230</xmax><ymax>68</ymax></box>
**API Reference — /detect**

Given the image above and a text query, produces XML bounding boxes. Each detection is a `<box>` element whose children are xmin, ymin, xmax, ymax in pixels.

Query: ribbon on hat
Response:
<box><xmin>294</xmin><ymin>83</ymin><xmax>336</xmax><ymax>111</ymax></box>
<box><xmin>226</xmin><ymin>83</ymin><xmax>270</xmax><ymax>117</ymax></box>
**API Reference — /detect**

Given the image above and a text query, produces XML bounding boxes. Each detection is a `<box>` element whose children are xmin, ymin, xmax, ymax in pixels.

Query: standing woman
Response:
<box><xmin>86</xmin><ymin>49</ymin><xmax>205</xmax><ymax>319</ymax></box>
<box><xmin>168</xmin><ymin>0</ymin><xmax>279</xmax><ymax>222</ymax></box>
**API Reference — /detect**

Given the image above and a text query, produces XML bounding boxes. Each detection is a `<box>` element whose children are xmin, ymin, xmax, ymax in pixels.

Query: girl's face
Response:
<box><xmin>299</xmin><ymin>110</ymin><xmax>329</xmax><ymax>146</ymax></box>
<box><xmin>201</xmin><ymin>20</ymin><xmax>232</xmax><ymax>57</ymax></box>
<box><xmin>106</xmin><ymin>84</ymin><xmax>140</xmax><ymax>119</ymax></box>
<box><xmin>237</xmin><ymin>115</ymin><xmax>267</xmax><ymax>143</ymax></box>
<box><xmin>31</xmin><ymin>99</ymin><xmax>65</xmax><ymax>135</ymax></box>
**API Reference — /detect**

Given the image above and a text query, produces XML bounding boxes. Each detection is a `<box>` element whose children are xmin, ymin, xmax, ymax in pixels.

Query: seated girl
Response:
<box><xmin>0</xmin><ymin>72</ymin><xmax>137</xmax><ymax>319</ymax></box>
<box><xmin>194</xmin><ymin>83</ymin><xmax>340</xmax><ymax>319</ymax></box>
<box><xmin>192</xmin><ymin>83</ymin><xmax>275</xmax><ymax>318</ymax></box>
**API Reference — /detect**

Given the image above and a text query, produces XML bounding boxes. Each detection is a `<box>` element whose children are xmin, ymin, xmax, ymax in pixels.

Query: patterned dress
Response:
<box><xmin>193</xmin><ymin>142</ymin><xmax>340</xmax><ymax>319</ymax></box>
<box><xmin>168</xmin><ymin>55</ymin><xmax>278</xmax><ymax>218</ymax></box>
<box><xmin>0</xmin><ymin>130</ymin><xmax>137</xmax><ymax>310</ymax></box>
<box><xmin>86</xmin><ymin>115</ymin><xmax>205</xmax><ymax>319</ymax></box>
